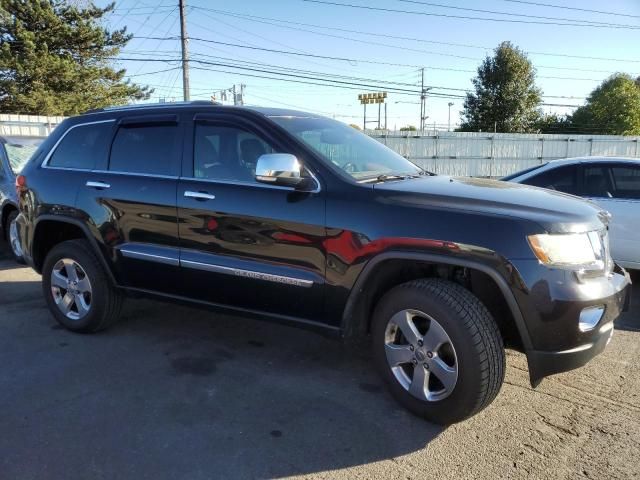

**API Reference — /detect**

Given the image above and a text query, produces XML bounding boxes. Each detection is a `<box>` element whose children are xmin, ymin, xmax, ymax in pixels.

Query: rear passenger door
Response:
<box><xmin>75</xmin><ymin>114</ymin><xmax>182</xmax><ymax>293</ymax></box>
<box><xmin>176</xmin><ymin>114</ymin><xmax>327</xmax><ymax>321</ymax></box>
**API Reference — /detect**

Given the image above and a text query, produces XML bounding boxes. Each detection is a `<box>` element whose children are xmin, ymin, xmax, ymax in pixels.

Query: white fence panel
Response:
<box><xmin>0</xmin><ymin>114</ymin><xmax>65</xmax><ymax>138</ymax></box>
<box><xmin>370</xmin><ymin>131</ymin><xmax>640</xmax><ymax>177</ymax></box>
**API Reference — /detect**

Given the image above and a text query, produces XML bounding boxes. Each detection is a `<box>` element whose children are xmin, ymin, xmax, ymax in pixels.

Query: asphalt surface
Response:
<box><xmin>0</xmin><ymin>241</ymin><xmax>638</xmax><ymax>480</ymax></box>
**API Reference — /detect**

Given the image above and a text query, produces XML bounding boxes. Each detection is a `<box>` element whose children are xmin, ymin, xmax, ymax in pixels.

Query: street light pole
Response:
<box><xmin>447</xmin><ymin>102</ymin><xmax>454</xmax><ymax>132</ymax></box>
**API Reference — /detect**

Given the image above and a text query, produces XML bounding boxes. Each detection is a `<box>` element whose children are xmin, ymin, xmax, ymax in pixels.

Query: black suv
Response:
<box><xmin>15</xmin><ymin>102</ymin><xmax>631</xmax><ymax>424</ymax></box>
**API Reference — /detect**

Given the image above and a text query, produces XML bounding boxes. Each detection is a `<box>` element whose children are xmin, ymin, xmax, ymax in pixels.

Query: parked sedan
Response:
<box><xmin>504</xmin><ymin>157</ymin><xmax>640</xmax><ymax>270</ymax></box>
<box><xmin>1</xmin><ymin>136</ymin><xmax>41</xmax><ymax>262</ymax></box>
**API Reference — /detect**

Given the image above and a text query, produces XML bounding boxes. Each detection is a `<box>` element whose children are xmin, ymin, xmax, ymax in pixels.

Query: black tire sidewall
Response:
<box><xmin>372</xmin><ymin>284</ymin><xmax>492</xmax><ymax>424</ymax></box>
<box><xmin>42</xmin><ymin>240</ymin><xmax>111</xmax><ymax>332</ymax></box>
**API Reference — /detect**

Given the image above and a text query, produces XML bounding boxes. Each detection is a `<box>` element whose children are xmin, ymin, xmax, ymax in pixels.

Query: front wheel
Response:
<box><xmin>372</xmin><ymin>278</ymin><xmax>505</xmax><ymax>424</ymax></box>
<box><xmin>42</xmin><ymin>239</ymin><xmax>123</xmax><ymax>333</ymax></box>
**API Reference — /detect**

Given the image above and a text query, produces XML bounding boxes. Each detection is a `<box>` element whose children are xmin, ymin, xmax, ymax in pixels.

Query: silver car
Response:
<box><xmin>504</xmin><ymin>156</ymin><xmax>640</xmax><ymax>270</ymax></box>
<box><xmin>1</xmin><ymin>136</ymin><xmax>41</xmax><ymax>262</ymax></box>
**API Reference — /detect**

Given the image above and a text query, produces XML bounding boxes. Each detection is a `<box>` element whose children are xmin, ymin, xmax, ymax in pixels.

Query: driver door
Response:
<box><xmin>176</xmin><ymin>114</ymin><xmax>327</xmax><ymax>321</ymax></box>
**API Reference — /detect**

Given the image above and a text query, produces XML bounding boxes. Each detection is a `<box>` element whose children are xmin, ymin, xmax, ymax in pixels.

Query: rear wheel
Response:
<box><xmin>6</xmin><ymin>210</ymin><xmax>25</xmax><ymax>264</ymax></box>
<box><xmin>42</xmin><ymin>239</ymin><xmax>123</xmax><ymax>333</ymax></box>
<box><xmin>372</xmin><ymin>278</ymin><xmax>505</xmax><ymax>424</ymax></box>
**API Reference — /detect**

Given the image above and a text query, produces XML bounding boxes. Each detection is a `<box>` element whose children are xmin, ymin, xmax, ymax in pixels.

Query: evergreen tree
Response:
<box><xmin>0</xmin><ymin>0</ymin><xmax>151</xmax><ymax>115</ymax></box>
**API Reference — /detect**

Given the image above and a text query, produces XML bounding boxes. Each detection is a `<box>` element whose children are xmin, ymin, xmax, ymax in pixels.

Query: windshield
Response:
<box><xmin>3</xmin><ymin>139</ymin><xmax>41</xmax><ymax>174</ymax></box>
<box><xmin>270</xmin><ymin>115</ymin><xmax>421</xmax><ymax>181</ymax></box>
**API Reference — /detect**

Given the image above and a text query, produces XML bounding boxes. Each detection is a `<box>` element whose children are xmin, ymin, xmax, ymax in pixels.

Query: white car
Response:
<box><xmin>504</xmin><ymin>157</ymin><xmax>640</xmax><ymax>270</ymax></box>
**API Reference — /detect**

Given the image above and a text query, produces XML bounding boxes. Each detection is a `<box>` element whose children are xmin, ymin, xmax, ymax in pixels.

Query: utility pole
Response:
<box><xmin>420</xmin><ymin>68</ymin><xmax>424</xmax><ymax>134</ymax></box>
<box><xmin>179</xmin><ymin>0</ymin><xmax>190</xmax><ymax>101</ymax></box>
<box><xmin>419</xmin><ymin>69</ymin><xmax>432</xmax><ymax>135</ymax></box>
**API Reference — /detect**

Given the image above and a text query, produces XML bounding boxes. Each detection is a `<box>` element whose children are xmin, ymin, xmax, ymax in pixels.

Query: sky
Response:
<box><xmin>99</xmin><ymin>0</ymin><xmax>640</xmax><ymax>131</ymax></box>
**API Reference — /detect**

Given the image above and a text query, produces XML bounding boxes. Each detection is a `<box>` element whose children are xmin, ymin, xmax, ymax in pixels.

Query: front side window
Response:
<box><xmin>269</xmin><ymin>115</ymin><xmax>421</xmax><ymax>181</ymax></box>
<box><xmin>193</xmin><ymin>123</ymin><xmax>275</xmax><ymax>182</ymax></box>
<box><xmin>110</xmin><ymin>124</ymin><xmax>178</xmax><ymax>175</ymax></box>
<box><xmin>523</xmin><ymin>165</ymin><xmax>578</xmax><ymax>195</ymax></box>
<box><xmin>48</xmin><ymin>122</ymin><xmax>112</xmax><ymax>170</ymax></box>
<box><xmin>611</xmin><ymin>165</ymin><xmax>640</xmax><ymax>200</ymax></box>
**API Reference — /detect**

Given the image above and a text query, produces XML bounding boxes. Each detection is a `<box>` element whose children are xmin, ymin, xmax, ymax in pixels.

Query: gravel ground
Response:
<box><xmin>0</xmin><ymin>241</ymin><xmax>638</xmax><ymax>480</ymax></box>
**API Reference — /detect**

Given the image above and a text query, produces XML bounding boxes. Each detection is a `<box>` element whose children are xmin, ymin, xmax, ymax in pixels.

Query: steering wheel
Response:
<box><xmin>342</xmin><ymin>162</ymin><xmax>358</xmax><ymax>173</ymax></box>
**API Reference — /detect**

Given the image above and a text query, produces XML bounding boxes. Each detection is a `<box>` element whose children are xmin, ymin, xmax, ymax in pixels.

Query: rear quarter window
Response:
<box><xmin>611</xmin><ymin>165</ymin><xmax>640</xmax><ymax>200</ymax></box>
<box><xmin>47</xmin><ymin>122</ymin><xmax>113</xmax><ymax>169</ymax></box>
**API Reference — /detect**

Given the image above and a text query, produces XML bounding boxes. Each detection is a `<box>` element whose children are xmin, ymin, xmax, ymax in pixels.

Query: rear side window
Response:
<box><xmin>523</xmin><ymin>165</ymin><xmax>578</xmax><ymax>195</ymax></box>
<box><xmin>48</xmin><ymin>122</ymin><xmax>112</xmax><ymax>169</ymax></box>
<box><xmin>109</xmin><ymin>124</ymin><xmax>179</xmax><ymax>176</ymax></box>
<box><xmin>611</xmin><ymin>165</ymin><xmax>640</xmax><ymax>199</ymax></box>
<box><xmin>583</xmin><ymin>166</ymin><xmax>613</xmax><ymax>198</ymax></box>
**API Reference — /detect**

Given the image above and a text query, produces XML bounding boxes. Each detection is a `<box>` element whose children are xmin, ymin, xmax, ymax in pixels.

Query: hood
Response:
<box><xmin>373</xmin><ymin>176</ymin><xmax>608</xmax><ymax>234</ymax></box>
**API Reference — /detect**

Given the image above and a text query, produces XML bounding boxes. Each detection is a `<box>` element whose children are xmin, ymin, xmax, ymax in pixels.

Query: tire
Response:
<box><xmin>371</xmin><ymin>278</ymin><xmax>505</xmax><ymax>424</ymax></box>
<box><xmin>6</xmin><ymin>210</ymin><xmax>25</xmax><ymax>264</ymax></box>
<box><xmin>42</xmin><ymin>239</ymin><xmax>123</xmax><ymax>333</ymax></box>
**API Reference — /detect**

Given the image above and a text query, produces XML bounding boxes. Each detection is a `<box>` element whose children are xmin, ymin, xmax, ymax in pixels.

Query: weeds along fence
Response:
<box><xmin>368</xmin><ymin>131</ymin><xmax>640</xmax><ymax>178</ymax></box>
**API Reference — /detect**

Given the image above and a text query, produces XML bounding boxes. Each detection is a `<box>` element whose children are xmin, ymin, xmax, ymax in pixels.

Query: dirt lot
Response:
<box><xmin>0</xmin><ymin>242</ymin><xmax>638</xmax><ymax>480</ymax></box>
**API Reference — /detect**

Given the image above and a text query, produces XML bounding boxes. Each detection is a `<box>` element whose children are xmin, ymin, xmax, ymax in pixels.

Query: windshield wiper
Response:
<box><xmin>376</xmin><ymin>174</ymin><xmax>410</xmax><ymax>182</ymax></box>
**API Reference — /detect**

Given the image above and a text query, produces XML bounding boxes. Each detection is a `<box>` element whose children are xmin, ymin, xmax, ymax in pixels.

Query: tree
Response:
<box><xmin>460</xmin><ymin>41</ymin><xmax>542</xmax><ymax>133</ymax></box>
<box><xmin>533</xmin><ymin>113</ymin><xmax>572</xmax><ymax>134</ymax></box>
<box><xmin>569</xmin><ymin>74</ymin><xmax>640</xmax><ymax>135</ymax></box>
<box><xmin>399</xmin><ymin>125</ymin><xmax>417</xmax><ymax>131</ymax></box>
<box><xmin>0</xmin><ymin>1</ymin><xmax>151</xmax><ymax>115</ymax></box>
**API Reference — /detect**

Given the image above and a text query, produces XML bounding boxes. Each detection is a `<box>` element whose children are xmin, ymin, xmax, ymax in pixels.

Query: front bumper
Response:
<box><xmin>523</xmin><ymin>266</ymin><xmax>631</xmax><ymax>387</ymax></box>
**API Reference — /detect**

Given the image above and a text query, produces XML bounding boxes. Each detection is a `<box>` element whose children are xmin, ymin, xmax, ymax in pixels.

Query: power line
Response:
<box><xmin>190</xmin><ymin>7</ymin><xmax>640</xmax><ymax>68</ymax></box>
<box><xmin>115</xmin><ymin>54</ymin><xmax>584</xmax><ymax>107</ymax></box>
<box><xmin>301</xmin><ymin>0</ymin><xmax>640</xmax><ymax>29</ymax></box>
<box><xmin>498</xmin><ymin>0</ymin><xmax>640</xmax><ymax>19</ymax></box>
<box><xmin>131</xmin><ymin>49</ymin><xmax>588</xmax><ymax>101</ymax></box>
<box><xmin>395</xmin><ymin>0</ymin><xmax>636</xmax><ymax>26</ymax></box>
<box><xmin>132</xmin><ymin>36</ymin><xmax>606</xmax><ymax>87</ymax></box>
<box><xmin>125</xmin><ymin>66</ymin><xmax>181</xmax><ymax>77</ymax></box>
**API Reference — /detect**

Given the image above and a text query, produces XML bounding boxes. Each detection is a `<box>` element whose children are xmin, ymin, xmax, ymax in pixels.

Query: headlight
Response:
<box><xmin>527</xmin><ymin>231</ymin><xmax>604</xmax><ymax>269</ymax></box>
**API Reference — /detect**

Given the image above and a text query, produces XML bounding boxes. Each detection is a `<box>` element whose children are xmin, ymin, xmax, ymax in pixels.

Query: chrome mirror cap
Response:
<box><xmin>255</xmin><ymin>153</ymin><xmax>304</xmax><ymax>188</ymax></box>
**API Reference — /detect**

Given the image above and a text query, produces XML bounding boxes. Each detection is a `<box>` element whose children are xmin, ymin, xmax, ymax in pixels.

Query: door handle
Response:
<box><xmin>86</xmin><ymin>181</ymin><xmax>110</xmax><ymax>189</ymax></box>
<box><xmin>184</xmin><ymin>191</ymin><xmax>216</xmax><ymax>201</ymax></box>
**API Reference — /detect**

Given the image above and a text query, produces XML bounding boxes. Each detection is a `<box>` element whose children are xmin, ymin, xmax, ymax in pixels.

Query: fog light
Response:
<box><xmin>579</xmin><ymin>305</ymin><xmax>605</xmax><ymax>332</ymax></box>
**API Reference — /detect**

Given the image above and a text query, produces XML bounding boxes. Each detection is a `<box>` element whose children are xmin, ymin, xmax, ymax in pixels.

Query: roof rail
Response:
<box><xmin>83</xmin><ymin>100</ymin><xmax>223</xmax><ymax>114</ymax></box>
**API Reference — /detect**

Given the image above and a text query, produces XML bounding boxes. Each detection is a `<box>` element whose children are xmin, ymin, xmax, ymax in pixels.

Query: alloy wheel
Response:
<box><xmin>384</xmin><ymin>309</ymin><xmax>458</xmax><ymax>402</ymax></box>
<box><xmin>50</xmin><ymin>258</ymin><xmax>93</xmax><ymax>320</ymax></box>
<box><xmin>9</xmin><ymin>218</ymin><xmax>23</xmax><ymax>258</ymax></box>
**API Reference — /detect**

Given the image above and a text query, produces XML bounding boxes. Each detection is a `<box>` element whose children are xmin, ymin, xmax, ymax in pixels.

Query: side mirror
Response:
<box><xmin>255</xmin><ymin>153</ymin><xmax>305</xmax><ymax>188</ymax></box>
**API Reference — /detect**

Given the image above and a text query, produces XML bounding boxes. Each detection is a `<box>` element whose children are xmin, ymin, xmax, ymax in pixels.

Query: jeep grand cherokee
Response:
<box><xmin>14</xmin><ymin>102</ymin><xmax>631</xmax><ymax>424</ymax></box>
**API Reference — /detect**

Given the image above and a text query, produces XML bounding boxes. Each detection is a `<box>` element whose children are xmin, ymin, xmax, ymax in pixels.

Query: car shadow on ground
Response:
<box><xmin>0</xmin><ymin>248</ymin><xmax>443</xmax><ymax>479</ymax></box>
